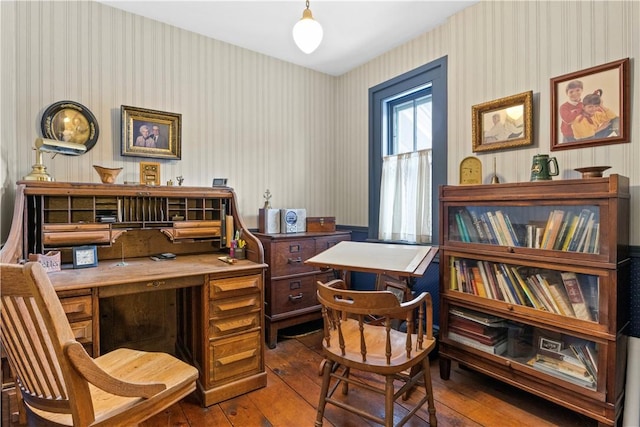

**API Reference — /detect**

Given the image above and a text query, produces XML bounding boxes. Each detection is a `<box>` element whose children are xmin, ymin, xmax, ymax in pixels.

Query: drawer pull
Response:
<box><xmin>289</xmin><ymin>293</ymin><xmax>303</xmax><ymax>302</ymax></box>
<box><xmin>287</xmin><ymin>257</ymin><xmax>303</xmax><ymax>264</ymax></box>
<box><xmin>217</xmin><ymin>298</ymin><xmax>257</xmax><ymax>311</ymax></box>
<box><xmin>216</xmin><ymin>349</ymin><xmax>257</xmax><ymax>366</ymax></box>
<box><xmin>146</xmin><ymin>280</ymin><xmax>165</xmax><ymax>288</ymax></box>
<box><xmin>64</xmin><ymin>302</ymin><xmax>86</xmax><ymax>314</ymax></box>
<box><xmin>215</xmin><ymin>317</ymin><xmax>257</xmax><ymax>333</ymax></box>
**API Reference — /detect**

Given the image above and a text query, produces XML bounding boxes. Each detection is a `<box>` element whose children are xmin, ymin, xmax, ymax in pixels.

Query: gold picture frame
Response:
<box><xmin>472</xmin><ymin>91</ymin><xmax>533</xmax><ymax>152</ymax></box>
<box><xmin>121</xmin><ymin>105</ymin><xmax>181</xmax><ymax>159</ymax></box>
<box><xmin>140</xmin><ymin>161</ymin><xmax>160</xmax><ymax>186</ymax></box>
<box><xmin>550</xmin><ymin>58</ymin><xmax>629</xmax><ymax>151</ymax></box>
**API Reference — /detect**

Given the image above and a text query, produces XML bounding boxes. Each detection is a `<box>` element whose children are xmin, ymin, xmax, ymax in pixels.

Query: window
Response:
<box><xmin>368</xmin><ymin>57</ymin><xmax>447</xmax><ymax>244</ymax></box>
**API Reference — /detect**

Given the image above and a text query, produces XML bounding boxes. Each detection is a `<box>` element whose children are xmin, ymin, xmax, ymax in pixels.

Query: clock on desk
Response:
<box><xmin>72</xmin><ymin>245</ymin><xmax>98</xmax><ymax>269</ymax></box>
<box><xmin>459</xmin><ymin>156</ymin><xmax>483</xmax><ymax>185</ymax></box>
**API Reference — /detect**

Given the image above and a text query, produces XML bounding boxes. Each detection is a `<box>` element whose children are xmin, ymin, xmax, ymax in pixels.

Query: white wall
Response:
<box><xmin>2</xmin><ymin>1</ymin><xmax>639</xmax><ymax>246</ymax></box>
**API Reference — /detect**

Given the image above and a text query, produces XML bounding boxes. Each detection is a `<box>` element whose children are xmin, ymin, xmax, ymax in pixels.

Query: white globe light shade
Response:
<box><xmin>292</xmin><ymin>11</ymin><xmax>323</xmax><ymax>54</ymax></box>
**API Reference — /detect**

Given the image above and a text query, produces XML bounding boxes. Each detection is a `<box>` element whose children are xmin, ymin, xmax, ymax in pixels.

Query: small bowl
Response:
<box><xmin>93</xmin><ymin>165</ymin><xmax>123</xmax><ymax>184</ymax></box>
<box><xmin>574</xmin><ymin>166</ymin><xmax>611</xmax><ymax>179</ymax></box>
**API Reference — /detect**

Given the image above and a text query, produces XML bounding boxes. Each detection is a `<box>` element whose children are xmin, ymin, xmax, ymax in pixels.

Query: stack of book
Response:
<box><xmin>447</xmin><ymin>307</ymin><xmax>508</xmax><ymax>355</ymax></box>
<box><xmin>527</xmin><ymin>343</ymin><xmax>597</xmax><ymax>389</ymax></box>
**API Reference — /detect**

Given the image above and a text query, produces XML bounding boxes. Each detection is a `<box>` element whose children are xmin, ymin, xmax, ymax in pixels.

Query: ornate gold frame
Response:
<box><xmin>472</xmin><ymin>91</ymin><xmax>533</xmax><ymax>152</ymax></box>
<box><xmin>121</xmin><ymin>105</ymin><xmax>181</xmax><ymax>159</ymax></box>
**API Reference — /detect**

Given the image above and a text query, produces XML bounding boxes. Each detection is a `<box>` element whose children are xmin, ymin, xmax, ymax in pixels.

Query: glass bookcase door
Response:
<box><xmin>446</xmin><ymin>255</ymin><xmax>600</xmax><ymax>323</ymax></box>
<box><xmin>446</xmin><ymin>305</ymin><xmax>600</xmax><ymax>391</ymax></box>
<box><xmin>448</xmin><ymin>203</ymin><xmax>602</xmax><ymax>254</ymax></box>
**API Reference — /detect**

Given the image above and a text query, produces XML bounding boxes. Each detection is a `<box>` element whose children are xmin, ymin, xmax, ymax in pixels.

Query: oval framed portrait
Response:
<box><xmin>40</xmin><ymin>100</ymin><xmax>99</xmax><ymax>152</ymax></box>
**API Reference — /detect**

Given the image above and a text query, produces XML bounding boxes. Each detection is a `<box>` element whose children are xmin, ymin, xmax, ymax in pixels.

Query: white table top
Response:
<box><xmin>305</xmin><ymin>241</ymin><xmax>438</xmax><ymax>277</ymax></box>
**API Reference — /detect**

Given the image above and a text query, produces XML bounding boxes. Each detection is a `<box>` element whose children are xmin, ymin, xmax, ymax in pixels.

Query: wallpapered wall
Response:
<box><xmin>1</xmin><ymin>1</ymin><xmax>639</xmax><ymax>246</ymax></box>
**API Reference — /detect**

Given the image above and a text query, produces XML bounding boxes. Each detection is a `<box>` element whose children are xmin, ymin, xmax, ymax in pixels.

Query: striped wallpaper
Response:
<box><xmin>1</xmin><ymin>1</ymin><xmax>639</xmax><ymax>245</ymax></box>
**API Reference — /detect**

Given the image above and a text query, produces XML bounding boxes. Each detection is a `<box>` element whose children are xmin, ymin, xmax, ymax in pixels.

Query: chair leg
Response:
<box><xmin>341</xmin><ymin>367</ymin><xmax>350</xmax><ymax>395</ymax></box>
<box><xmin>385</xmin><ymin>375</ymin><xmax>395</xmax><ymax>427</ymax></box>
<box><xmin>315</xmin><ymin>359</ymin><xmax>334</xmax><ymax>427</ymax></box>
<box><xmin>421</xmin><ymin>358</ymin><xmax>437</xmax><ymax>427</ymax></box>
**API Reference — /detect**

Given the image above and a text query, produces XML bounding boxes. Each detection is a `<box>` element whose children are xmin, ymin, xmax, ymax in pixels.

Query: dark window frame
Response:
<box><xmin>368</xmin><ymin>56</ymin><xmax>448</xmax><ymax>243</ymax></box>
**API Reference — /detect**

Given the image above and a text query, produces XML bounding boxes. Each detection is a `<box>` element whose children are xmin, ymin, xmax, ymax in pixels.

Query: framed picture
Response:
<box><xmin>472</xmin><ymin>91</ymin><xmax>533</xmax><ymax>152</ymax></box>
<box><xmin>40</xmin><ymin>100</ymin><xmax>100</xmax><ymax>152</ymax></box>
<box><xmin>550</xmin><ymin>58</ymin><xmax>629</xmax><ymax>151</ymax></box>
<box><xmin>121</xmin><ymin>105</ymin><xmax>181</xmax><ymax>159</ymax></box>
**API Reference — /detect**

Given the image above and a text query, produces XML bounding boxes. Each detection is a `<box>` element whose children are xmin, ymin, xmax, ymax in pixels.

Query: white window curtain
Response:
<box><xmin>378</xmin><ymin>149</ymin><xmax>432</xmax><ymax>243</ymax></box>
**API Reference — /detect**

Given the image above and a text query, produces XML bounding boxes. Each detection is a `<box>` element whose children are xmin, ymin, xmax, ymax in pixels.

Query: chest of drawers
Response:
<box><xmin>255</xmin><ymin>231</ymin><xmax>351</xmax><ymax>348</ymax></box>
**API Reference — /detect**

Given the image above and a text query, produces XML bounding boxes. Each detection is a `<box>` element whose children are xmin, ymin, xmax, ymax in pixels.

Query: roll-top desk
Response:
<box><xmin>0</xmin><ymin>182</ymin><xmax>267</xmax><ymax>406</ymax></box>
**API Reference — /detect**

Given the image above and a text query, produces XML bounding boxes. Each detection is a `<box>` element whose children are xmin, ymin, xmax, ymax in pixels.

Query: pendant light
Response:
<box><xmin>292</xmin><ymin>0</ymin><xmax>323</xmax><ymax>54</ymax></box>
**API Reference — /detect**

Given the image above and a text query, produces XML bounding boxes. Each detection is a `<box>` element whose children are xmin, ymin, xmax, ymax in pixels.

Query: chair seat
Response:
<box><xmin>30</xmin><ymin>348</ymin><xmax>199</xmax><ymax>426</ymax></box>
<box><xmin>323</xmin><ymin>319</ymin><xmax>436</xmax><ymax>375</ymax></box>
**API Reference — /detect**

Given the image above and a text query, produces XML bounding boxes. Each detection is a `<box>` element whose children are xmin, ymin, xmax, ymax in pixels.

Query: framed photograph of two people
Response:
<box><xmin>121</xmin><ymin>105</ymin><xmax>182</xmax><ymax>159</ymax></box>
<box><xmin>550</xmin><ymin>58</ymin><xmax>629</xmax><ymax>151</ymax></box>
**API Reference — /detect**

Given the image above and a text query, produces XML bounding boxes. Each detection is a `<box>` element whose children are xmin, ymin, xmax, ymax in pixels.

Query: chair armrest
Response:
<box><xmin>64</xmin><ymin>341</ymin><xmax>166</xmax><ymax>398</ymax></box>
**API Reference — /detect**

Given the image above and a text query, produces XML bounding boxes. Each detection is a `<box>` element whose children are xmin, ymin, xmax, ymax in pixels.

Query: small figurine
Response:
<box><xmin>176</xmin><ymin>176</ymin><xmax>184</xmax><ymax>186</ymax></box>
<box><xmin>263</xmin><ymin>189</ymin><xmax>272</xmax><ymax>209</ymax></box>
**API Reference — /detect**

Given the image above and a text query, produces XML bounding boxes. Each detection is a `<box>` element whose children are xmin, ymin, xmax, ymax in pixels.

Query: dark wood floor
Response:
<box><xmin>139</xmin><ymin>323</ymin><xmax>597</xmax><ymax>427</ymax></box>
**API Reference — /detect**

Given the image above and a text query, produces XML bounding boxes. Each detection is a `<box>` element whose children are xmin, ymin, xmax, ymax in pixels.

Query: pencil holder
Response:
<box><xmin>234</xmin><ymin>247</ymin><xmax>246</xmax><ymax>259</ymax></box>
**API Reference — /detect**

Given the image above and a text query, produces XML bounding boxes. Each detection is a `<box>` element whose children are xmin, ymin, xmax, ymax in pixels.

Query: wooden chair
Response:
<box><xmin>0</xmin><ymin>262</ymin><xmax>199</xmax><ymax>426</ymax></box>
<box><xmin>315</xmin><ymin>279</ymin><xmax>437</xmax><ymax>427</ymax></box>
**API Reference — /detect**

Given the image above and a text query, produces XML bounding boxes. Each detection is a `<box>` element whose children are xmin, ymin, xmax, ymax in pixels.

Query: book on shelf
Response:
<box><xmin>560</xmin><ymin>214</ymin><xmax>580</xmax><ymax>251</ymax></box>
<box><xmin>534</xmin><ymin>274</ymin><xmax>563</xmax><ymax>315</ymax></box>
<box><xmin>560</xmin><ymin>272</ymin><xmax>592</xmax><ymax>321</ymax></box>
<box><xmin>527</xmin><ymin>353</ymin><xmax>595</xmax><ymax>388</ymax></box>
<box><xmin>449</xmin><ymin>307</ymin><xmax>507</xmax><ymax>327</ymax></box>
<box><xmin>569</xmin><ymin>344</ymin><xmax>598</xmax><ymax>381</ymax></box>
<box><xmin>486</xmin><ymin>211</ymin><xmax>508</xmax><ymax>246</ymax></box>
<box><xmin>567</xmin><ymin>209</ymin><xmax>593</xmax><ymax>252</ymax></box>
<box><xmin>467</xmin><ymin>208</ymin><xmax>490</xmax><ymax>244</ymax></box>
<box><xmin>448</xmin><ymin>324</ymin><xmax>507</xmax><ymax>346</ymax></box>
<box><xmin>470</xmin><ymin>266</ymin><xmax>488</xmax><ymax>298</ymax></box>
<box><xmin>494</xmin><ymin>210</ymin><xmax>516</xmax><ymax>246</ymax></box>
<box><xmin>547</xmin><ymin>283</ymin><xmax>575</xmax><ymax>317</ymax></box>
<box><xmin>455</xmin><ymin>213</ymin><xmax>470</xmax><ymax>242</ymax></box>
<box><xmin>510</xmin><ymin>267</ymin><xmax>542</xmax><ymax>309</ymax></box>
<box><xmin>577</xmin><ymin>273</ymin><xmax>599</xmax><ymax>322</ymax></box>
<box><xmin>541</xmin><ymin>210</ymin><xmax>565</xmax><ymax>249</ymax></box>
<box><xmin>576</xmin><ymin>212</ymin><xmax>596</xmax><ymax>252</ymax></box>
<box><xmin>447</xmin><ymin>331</ymin><xmax>508</xmax><ymax>355</ymax></box>
<box><xmin>552</xmin><ymin>211</ymin><xmax>574</xmax><ymax>250</ymax></box>
<box><xmin>500</xmin><ymin>263</ymin><xmax>526</xmax><ymax>305</ymax></box>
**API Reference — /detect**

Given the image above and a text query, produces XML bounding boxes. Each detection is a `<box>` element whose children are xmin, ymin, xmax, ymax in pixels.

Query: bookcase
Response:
<box><xmin>438</xmin><ymin>175</ymin><xmax>630</xmax><ymax>427</ymax></box>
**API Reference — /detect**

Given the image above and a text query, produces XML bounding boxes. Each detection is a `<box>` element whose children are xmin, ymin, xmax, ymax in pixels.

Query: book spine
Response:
<box><xmin>560</xmin><ymin>272</ymin><xmax>592</xmax><ymax>321</ymax></box>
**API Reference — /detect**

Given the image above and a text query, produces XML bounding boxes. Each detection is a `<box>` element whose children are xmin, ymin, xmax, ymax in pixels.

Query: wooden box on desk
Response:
<box><xmin>306</xmin><ymin>217</ymin><xmax>336</xmax><ymax>232</ymax></box>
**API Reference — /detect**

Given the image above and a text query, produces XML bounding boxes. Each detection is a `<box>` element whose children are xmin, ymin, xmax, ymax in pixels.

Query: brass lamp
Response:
<box><xmin>24</xmin><ymin>137</ymin><xmax>87</xmax><ymax>181</ymax></box>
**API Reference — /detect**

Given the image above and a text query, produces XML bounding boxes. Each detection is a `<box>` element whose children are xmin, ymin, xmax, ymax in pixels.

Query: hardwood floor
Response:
<box><xmin>139</xmin><ymin>323</ymin><xmax>597</xmax><ymax>427</ymax></box>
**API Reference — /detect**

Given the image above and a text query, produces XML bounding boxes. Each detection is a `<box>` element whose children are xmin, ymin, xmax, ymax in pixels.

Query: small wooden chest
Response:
<box><xmin>306</xmin><ymin>217</ymin><xmax>336</xmax><ymax>232</ymax></box>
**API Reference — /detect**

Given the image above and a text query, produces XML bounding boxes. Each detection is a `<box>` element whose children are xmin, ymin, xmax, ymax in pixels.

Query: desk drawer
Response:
<box><xmin>271</xmin><ymin>240</ymin><xmax>316</xmax><ymax>277</ymax></box>
<box><xmin>209</xmin><ymin>331</ymin><xmax>261</xmax><ymax>385</ymax></box>
<box><xmin>69</xmin><ymin>319</ymin><xmax>92</xmax><ymax>343</ymax></box>
<box><xmin>209</xmin><ymin>311</ymin><xmax>261</xmax><ymax>338</ymax></box>
<box><xmin>43</xmin><ymin>223</ymin><xmax>111</xmax><ymax>246</ymax></box>
<box><xmin>210</xmin><ymin>293</ymin><xmax>261</xmax><ymax>319</ymax></box>
<box><xmin>270</xmin><ymin>275</ymin><xmax>318</xmax><ymax>316</ymax></box>
<box><xmin>209</xmin><ymin>274</ymin><xmax>261</xmax><ymax>300</ymax></box>
<box><xmin>99</xmin><ymin>275</ymin><xmax>203</xmax><ymax>298</ymax></box>
<box><xmin>60</xmin><ymin>295</ymin><xmax>92</xmax><ymax>322</ymax></box>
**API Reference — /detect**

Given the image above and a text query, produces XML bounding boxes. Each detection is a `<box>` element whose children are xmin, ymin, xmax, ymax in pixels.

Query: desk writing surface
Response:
<box><xmin>305</xmin><ymin>241</ymin><xmax>437</xmax><ymax>277</ymax></box>
<box><xmin>47</xmin><ymin>253</ymin><xmax>267</xmax><ymax>292</ymax></box>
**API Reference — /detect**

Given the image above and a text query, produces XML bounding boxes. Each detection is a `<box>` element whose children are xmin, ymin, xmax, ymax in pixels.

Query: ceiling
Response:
<box><xmin>98</xmin><ymin>1</ymin><xmax>478</xmax><ymax>76</ymax></box>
